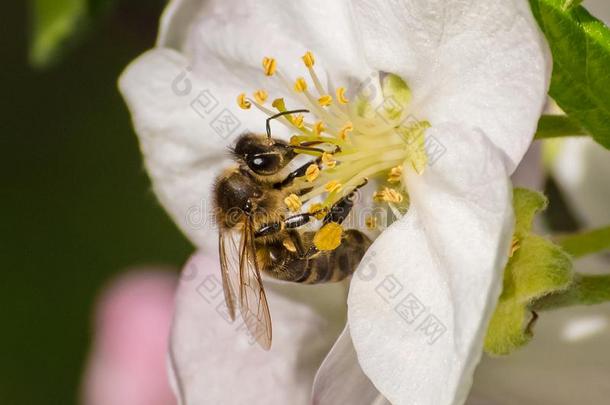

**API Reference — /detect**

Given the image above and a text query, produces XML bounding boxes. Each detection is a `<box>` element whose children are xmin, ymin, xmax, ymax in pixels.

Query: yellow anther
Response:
<box><xmin>336</xmin><ymin>87</ymin><xmax>349</xmax><ymax>104</ymax></box>
<box><xmin>365</xmin><ymin>216</ymin><xmax>378</xmax><ymax>230</ymax></box>
<box><xmin>318</xmin><ymin>94</ymin><xmax>333</xmax><ymax>107</ymax></box>
<box><xmin>289</xmin><ymin>135</ymin><xmax>300</xmax><ymax>145</ymax></box>
<box><xmin>272</xmin><ymin>98</ymin><xmax>286</xmax><ymax>111</ymax></box>
<box><xmin>282</xmin><ymin>238</ymin><xmax>297</xmax><ymax>253</ymax></box>
<box><xmin>509</xmin><ymin>237</ymin><xmax>521</xmax><ymax>257</ymax></box>
<box><xmin>338</xmin><ymin>122</ymin><xmax>353</xmax><ymax>140</ymax></box>
<box><xmin>373</xmin><ymin>187</ymin><xmax>404</xmax><ymax>203</ymax></box>
<box><xmin>302</xmin><ymin>51</ymin><xmax>315</xmax><ymax>68</ymax></box>
<box><xmin>305</xmin><ymin>164</ymin><xmax>320</xmax><ymax>182</ymax></box>
<box><xmin>291</xmin><ymin>114</ymin><xmax>304</xmax><ymax>128</ymax></box>
<box><xmin>308</xmin><ymin>203</ymin><xmax>327</xmax><ymax>220</ymax></box>
<box><xmin>321</xmin><ymin>152</ymin><xmax>337</xmax><ymax>169</ymax></box>
<box><xmin>262</xmin><ymin>57</ymin><xmax>277</xmax><ymax>76</ymax></box>
<box><xmin>324</xmin><ymin>180</ymin><xmax>342</xmax><ymax>194</ymax></box>
<box><xmin>313</xmin><ymin>121</ymin><xmax>325</xmax><ymax>136</ymax></box>
<box><xmin>284</xmin><ymin>193</ymin><xmax>302</xmax><ymax>212</ymax></box>
<box><xmin>237</xmin><ymin>93</ymin><xmax>251</xmax><ymax>109</ymax></box>
<box><xmin>388</xmin><ymin>166</ymin><xmax>403</xmax><ymax>183</ymax></box>
<box><xmin>253</xmin><ymin>89</ymin><xmax>268</xmax><ymax>104</ymax></box>
<box><xmin>294</xmin><ymin>77</ymin><xmax>308</xmax><ymax>93</ymax></box>
<box><xmin>313</xmin><ymin>222</ymin><xmax>343</xmax><ymax>251</ymax></box>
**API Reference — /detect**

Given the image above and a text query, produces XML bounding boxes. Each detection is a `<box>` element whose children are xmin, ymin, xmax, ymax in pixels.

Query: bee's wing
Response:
<box><xmin>219</xmin><ymin>229</ymin><xmax>241</xmax><ymax>321</ymax></box>
<box><xmin>239</xmin><ymin>219</ymin><xmax>272</xmax><ymax>350</ymax></box>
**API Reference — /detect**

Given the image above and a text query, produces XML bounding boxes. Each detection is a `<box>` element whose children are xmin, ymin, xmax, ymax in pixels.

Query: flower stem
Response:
<box><xmin>534</xmin><ymin>115</ymin><xmax>587</xmax><ymax>139</ymax></box>
<box><xmin>532</xmin><ymin>273</ymin><xmax>610</xmax><ymax>310</ymax></box>
<box><xmin>556</xmin><ymin>226</ymin><xmax>610</xmax><ymax>258</ymax></box>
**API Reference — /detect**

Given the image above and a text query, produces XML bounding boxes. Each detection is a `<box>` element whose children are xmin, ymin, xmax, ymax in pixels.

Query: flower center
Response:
<box><xmin>237</xmin><ymin>52</ymin><xmax>431</xmax><ymax>248</ymax></box>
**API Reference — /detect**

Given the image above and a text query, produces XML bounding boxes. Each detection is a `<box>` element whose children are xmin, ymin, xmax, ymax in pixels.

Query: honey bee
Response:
<box><xmin>213</xmin><ymin>110</ymin><xmax>371</xmax><ymax>350</ymax></box>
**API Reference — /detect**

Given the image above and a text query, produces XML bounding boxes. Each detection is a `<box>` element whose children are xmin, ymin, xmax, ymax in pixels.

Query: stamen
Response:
<box><xmin>284</xmin><ymin>193</ymin><xmax>302</xmax><ymax>212</ymax></box>
<box><xmin>294</xmin><ymin>77</ymin><xmax>308</xmax><ymax>93</ymax></box>
<box><xmin>387</xmin><ymin>166</ymin><xmax>403</xmax><ymax>183</ymax></box>
<box><xmin>292</xmin><ymin>114</ymin><xmax>305</xmax><ymax>128</ymax></box>
<box><xmin>365</xmin><ymin>216</ymin><xmax>378</xmax><ymax>230</ymax></box>
<box><xmin>336</xmin><ymin>87</ymin><xmax>349</xmax><ymax>104</ymax></box>
<box><xmin>302</xmin><ymin>51</ymin><xmax>315</xmax><ymax>68</ymax></box>
<box><xmin>338</xmin><ymin>122</ymin><xmax>353</xmax><ymax>140</ymax></box>
<box><xmin>237</xmin><ymin>93</ymin><xmax>251</xmax><ymax>109</ymax></box>
<box><xmin>509</xmin><ymin>237</ymin><xmax>521</xmax><ymax>257</ymax></box>
<box><xmin>313</xmin><ymin>121</ymin><xmax>326</xmax><ymax>136</ymax></box>
<box><xmin>253</xmin><ymin>89</ymin><xmax>268</xmax><ymax>104</ymax></box>
<box><xmin>373</xmin><ymin>187</ymin><xmax>404</xmax><ymax>203</ymax></box>
<box><xmin>324</xmin><ymin>180</ymin><xmax>342</xmax><ymax>193</ymax></box>
<box><xmin>262</xmin><ymin>57</ymin><xmax>277</xmax><ymax>76</ymax></box>
<box><xmin>305</xmin><ymin>164</ymin><xmax>320</xmax><ymax>181</ymax></box>
<box><xmin>318</xmin><ymin>95</ymin><xmax>333</xmax><ymax>107</ymax></box>
<box><xmin>321</xmin><ymin>152</ymin><xmax>337</xmax><ymax>168</ymax></box>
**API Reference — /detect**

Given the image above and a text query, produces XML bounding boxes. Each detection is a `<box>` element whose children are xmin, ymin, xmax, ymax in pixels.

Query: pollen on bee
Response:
<box><xmin>308</xmin><ymin>203</ymin><xmax>328</xmax><ymax>220</ymax></box>
<box><xmin>318</xmin><ymin>94</ymin><xmax>332</xmax><ymax>107</ymax></box>
<box><xmin>282</xmin><ymin>238</ymin><xmax>297</xmax><ymax>253</ymax></box>
<box><xmin>305</xmin><ymin>164</ymin><xmax>320</xmax><ymax>182</ymax></box>
<box><xmin>284</xmin><ymin>193</ymin><xmax>302</xmax><ymax>212</ymax></box>
<box><xmin>262</xmin><ymin>57</ymin><xmax>277</xmax><ymax>76</ymax></box>
<box><xmin>237</xmin><ymin>93</ymin><xmax>251</xmax><ymax>109</ymax></box>
<box><xmin>313</xmin><ymin>222</ymin><xmax>343</xmax><ymax>251</ymax></box>
<box><xmin>253</xmin><ymin>89</ymin><xmax>268</xmax><ymax>104</ymax></box>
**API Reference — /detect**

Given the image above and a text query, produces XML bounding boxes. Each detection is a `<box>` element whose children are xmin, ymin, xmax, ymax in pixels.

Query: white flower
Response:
<box><xmin>118</xmin><ymin>0</ymin><xmax>550</xmax><ymax>403</ymax></box>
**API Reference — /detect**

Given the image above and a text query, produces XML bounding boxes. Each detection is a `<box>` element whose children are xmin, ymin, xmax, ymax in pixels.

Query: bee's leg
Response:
<box><xmin>253</xmin><ymin>212</ymin><xmax>318</xmax><ymax>239</ymax></box>
<box><xmin>273</xmin><ymin>158</ymin><xmax>322</xmax><ymax>190</ymax></box>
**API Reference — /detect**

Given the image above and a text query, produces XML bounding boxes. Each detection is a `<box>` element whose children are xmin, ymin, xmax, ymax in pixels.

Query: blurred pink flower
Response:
<box><xmin>82</xmin><ymin>269</ymin><xmax>178</xmax><ymax>405</ymax></box>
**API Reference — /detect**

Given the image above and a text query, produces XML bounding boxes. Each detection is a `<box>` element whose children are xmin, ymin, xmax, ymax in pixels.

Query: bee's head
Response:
<box><xmin>232</xmin><ymin>133</ymin><xmax>296</xmax><ymax>176</ymax></box>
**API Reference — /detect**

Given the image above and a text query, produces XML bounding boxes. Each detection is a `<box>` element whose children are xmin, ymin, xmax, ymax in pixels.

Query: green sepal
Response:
<box><xmin>484</xmin><ymin>188</ymin><xmax>573</xmax><ymax>356</ymax></box>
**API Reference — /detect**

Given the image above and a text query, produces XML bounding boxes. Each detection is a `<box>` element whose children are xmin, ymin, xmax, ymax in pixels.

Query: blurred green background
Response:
<box><xmin>1</xmin><ymin>2</ymin><xmax>191</xmax><ymax>404</ymax></box>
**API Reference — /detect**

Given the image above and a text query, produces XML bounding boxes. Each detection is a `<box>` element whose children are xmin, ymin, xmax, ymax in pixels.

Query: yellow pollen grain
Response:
<box><xmin>313</xmin><ymin>222</ymin><xmax>343</xmax><ymax>251</ymax></box>
<box><xmin>318</xmin><ymin>94</ymin><xmax>333</xmax><ymax>107</ymax></box>
<box><xmin>305</xmin><ymin>164</ymin><xmax>320</xmax><ymax>181</ymax></box>
<box><xmin>302</xmin><ymin>51</ymin><xmax>315</xmax><ymax>67</ymax></box>
<box><xmin>294</xmin><ymin>77</ymin><xmax>308</xmax><ymax>93</ymax></box>
<box><xmin>253</xmin><ymin>89</ymin><xmax>268</xmax><ymax>104</ymax></box>
<box><xmin>308</xmin><ymin>203</ymin><xmax>327</xmax><ymax>220</ymax></box>
<box><xmin>365</xmin><ymin>216</ymin><xmax>378</xmax><ymax>230</ymax></box>
<box><xmin>313</xmin><ymin>121</ymin><xmax>325</xmax><ymax>136</ymax></box>
<box><xmin>272</xmin><ymin>98</ymin><xmax>286</xmax><ymax>111</ymax></box>
<box><xmin>262</xmin><ymin>57</ymin><xmax>277</xmax><ymax>76</ymax></box>
<box><xmin>388</xmin><ymin>166</ymin><xmax>403</xmax><ymax>183</ymax></box>
<box><xmin>338</xmin><ymin>122</ymin><xmax>353</xmax><ymax>140</ymax></box>
<box><xmin>284</xmin><ymin>193</ymin><xmax>302</xmax><ymax>212</ymax></box>
<box><xmin>374</xmin><ymin>187</ymin><xmax>404</xmax><ymax>203</ymax></box>
<box><xmin>237</xmin><ymin>93</ymin><xmax>251</xmax><ymax>109</ymax></box>
<box><xmin>336</xmin><ymin>87</ymin><xmax>349</xmax><ymax>104</ymax></box>
<box><xmin>282</xmin><ymin>238</ymin><xmax>297</xmax><ymax>253</ymax></box>
<box><xmin>291</xmin><ymin>114</ymin><xmax>304</xmax><ymax>128</ymax></box>
<box><xmin>324</xmin><ymin>180</ymin><xmax>342</xmax><ymax>194</ymax></box>
<box><xmin>321</xmin><ymin>152</ymin><xmax>337</xmax><ymax>169</ymax></box>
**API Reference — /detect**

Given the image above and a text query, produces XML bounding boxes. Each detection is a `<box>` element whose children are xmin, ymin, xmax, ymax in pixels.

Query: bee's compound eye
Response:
<box><xmin>247</xmin><ymin>153</ymin><xmax>281</xmax><ymax>175</ymax></box>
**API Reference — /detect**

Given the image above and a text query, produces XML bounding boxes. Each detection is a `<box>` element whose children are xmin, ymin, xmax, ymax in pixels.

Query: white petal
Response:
<box><xmin>511</xmin><ymin>141</ymin><xmax>544</xmax><ymax>191</ymax></box>
<box><xmin>169</xmin><ymin>252</ymin><xmax>347</xmax><ymax>404</ymax></box>
<box><xmin>348</xmin><ymin>123</ymin><xmax>514</xmax><ymax>405</ymax></box>
<box><xmin>312</xmin><ymin>327</ymin><xmax>390</xmax><ymax>405</ymax></box>
<box><xmin>469</xmin><ymin>302</ymin><xmax>610</xmax><ymax>404</ymax></box>
<box><xmin>119</xmin><ymin>48</ymin><xmax>267</xmax><ymax>251</ymax></box>
<box><xmin>352</xmin><ymin>0</ymin><xmax>550</xmax><ymax>171</ymax></box>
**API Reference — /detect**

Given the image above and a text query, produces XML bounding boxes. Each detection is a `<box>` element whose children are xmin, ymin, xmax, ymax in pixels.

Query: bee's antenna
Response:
<box><xmin>266</xmin><ymin>109</ymin><xmax>310</xmax><ymax>139</ymax></box>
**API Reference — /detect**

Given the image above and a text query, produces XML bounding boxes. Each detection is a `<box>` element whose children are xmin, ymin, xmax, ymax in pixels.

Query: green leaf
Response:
<box><xmin>29</xmin><ymin>0</ymin><xmax>115</xmax><ymax>68</ymax></box>
<box><xmin>557</xmin><ymin>226</ymin><xmax>610</xmax><ymax>258</ymax></box>
<box><xmin>534</xmin><ymin>115</ymin><xmax>586</xmax><ymax>139</ymax></box>
<box><xmin>30</xmin><ymin>0</ymin><xmax>87</xmax><ymax>67</ymax></box>
<box><xmin>484</xmin><ymin>188</ymin><xmax>573</xmax><ymax>356</ymax></box>
<box><xmin>529</xmin><ymin>0</ymin><xmax>610</xmax><ymax>149</ymax></box>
